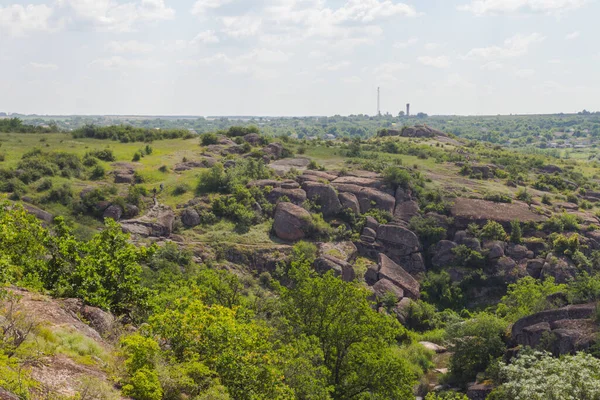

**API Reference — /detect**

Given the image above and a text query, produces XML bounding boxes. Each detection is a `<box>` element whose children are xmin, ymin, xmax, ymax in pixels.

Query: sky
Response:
<box><xmin>0</xmin><ymin>0</ymin><xmax>599</xmax><ymax>116</ymax></box>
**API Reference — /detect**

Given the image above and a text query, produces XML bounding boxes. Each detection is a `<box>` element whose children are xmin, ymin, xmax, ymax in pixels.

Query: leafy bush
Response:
<box><xmin>382</xmin><ymin>166</ymin><xmax>412</xmax><ymax>189</ymax></box>
<box><xmin>421</xmin><ymin>271</ymin><xmax>463</xmax><ymax>311</ymax></box>
<box><xmin>496</xmin><ymin>277</ymin><xmax>566</xmax><ymax>322</ymax></box>
<box><xmin>484</xmin><ymin>193</ymin><xmax>512</xmax><ymax>203</ymax></box>
<box><xmin>509</xmin><ymin>220</ymin><xmax>522</xmax><ymax>244</ymax></box>
<box><xmin>87</xmin><ymin>149</ymin><xmax>116</xmax><ymax>162</ymax></box>
<box><xmin>43</xmin><ymin>183</ymin><xmax>74</xmax><ymax>205</ymax></box>
<box><xmin>410</xmin><ymin>215</ymin><xmax>447</xmax><ymax>249</ymax></box>
<box><xmin>446</xmin><ymin>313</ymin><xmax>508</xmax><ymax>386</ymax></box>
<box><xmin>515</xmin><ymin>187</ymin><xmax>532</xmax><ymax>203</ymax></box>
<box><xmin>452</xmin><ymin>245</ymin><xmax>485</xmax><ymax>269</ymax></box>
<box><xmin>200</xmin><ymin>132</ymin><xmax>218</xmax><ymax>146</ymax></box>
<box><xmin>488</xmin><ymin>350</ymin><xmax>600</xmax><ymax>400</ymax></box>
<box><xmin>480</xmin><ymin>220</ymin><xmax>507</xmax><ymax>241</ymax></box>
<box><xmin>90</xmin><ymin>165</ymin><xmax>106</xmax><ymax>180</ymax></box>
<box><xmin>132</xmin><ymin>152</ymin><xmax>142</xmax><ymax>162</ymax></box>
<box><xmin>172</xmin><ymin>184</ymin><xmax>190</xmax><ymax>196</ymax></box>
<box><xmin>36</xmin><ymin>178</ymin><xmax>53</xmax><ymax>192</ymax></box>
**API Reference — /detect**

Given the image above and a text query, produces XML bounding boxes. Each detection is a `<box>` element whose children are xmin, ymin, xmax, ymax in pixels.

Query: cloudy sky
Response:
<box><xmin>0</xmin><ymin>0</ymin><xmax>598</xmax><ymax>116</ymax></box>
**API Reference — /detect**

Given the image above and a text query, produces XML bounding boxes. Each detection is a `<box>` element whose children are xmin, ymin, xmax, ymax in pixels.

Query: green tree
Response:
<box><xmin>496</xmin><ymin>277</ymin><xmax>566</xmax><ymax>323</ymax></box>
<box><xmin>279</xmin><ymin>258</ymin><xmax>415</xmax><ymax>399</ymax></box>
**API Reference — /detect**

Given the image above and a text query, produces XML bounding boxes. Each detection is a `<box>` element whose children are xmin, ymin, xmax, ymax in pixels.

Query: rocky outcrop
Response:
<box><xmin>512</xmin><ymin>303</ymin><xmax>598</xmax><ymax>355</ymax></box>
<box><xmin>114</xmin><ymin>171</ymin><xmax>134</xmax><ymax>184</ymax></box>
<box><xmin>376</xmin><ymin>254</ymin><xmax>420</xmax><ymax>300</ymax></box>
<box><xmin>314</xmin><ymin>255</ymin><xmax>356</xmax><ymax>282</ymax></box>
<box><xmin>318</xmin><ymin>241</ymin><xmax>357</xmax><ymax>263</ymax></box>
<box><xmin>102</xmin><ymin>204</ymin><xmax>123</xmax><ymax>221</ymax></box>
<box><xmin>431</xmin><ymin>240</ymin><xmax>457</xmax><ymax>269</ymax></box>
<box><xmin>243</xmin><ymin>133</ymin><xmax>262</xmax><ymax>145</ymax></box>
<box><xmin>23</xmin><ymin>204</ymin><xmax>54</xmax><ymax>223</ymax></box>
<box><xmin>357</xmin><ymin>188</ymin><xmax>395</xmax><ymax>214</ymax></box>
<box><xmin>302</xmin><ymin>182</ymin><xmax>342</xmax><ymax>217</ymax></box>
<box><xmin>467</xmin><ymin>383</ymin><xmax>494</xmax><ymax>400</ymax></box>
<box><xmin>63</xmin><ymin>298</ymin><xmax>115</xmax><ymax>337</ymax></box>
<box><xmin>174</xmin><ymin>158</ymin><xmax>216</xmax><ymax>171</ymax></box>
<box><xmin>121</xmin><ymin>203</ymin><xmax>175</xmax><ymax>238</ymax></box>
<box><xmin>0</xmin><ymin>388</ymin><xmax>19</xmax><ymax>400</ymax></box>
<box><xmin>263</xmin><ymin>143</ymin><xmax>284</xmax><ymax>159</ymax></box>
<box><xmin>377</xmin><ymin>224</ymin><xmax>421</xmax><ymax>256</ymax></box>
<box><xmin>540</xmin><ymin>253</ymin><xmax>578</xmax><ymax>284</ymax></box>
<box><xmin>380</xmin><ymin>125</ymin><xmax>447</xmax><ymax>138</ymax></box>
<box><xmin>339</xmin><ymin>192</ymin><xmax>360</xmax><ymax>214</ymax></box>
<box><xmin>299</xmin><ymin>170</ymin><xmax>338</xmax><ymax>183</ymax></box>
<box><xmin>451</xmin><ymin>198</ymin><xmax>547</xmax><ymax>228</ymax></box>
<box><xmin>273</xmin><ymin>202</ymin><xmax>311</xmax><ymax>241</ymax></box>
<box><xmin>372</xmin><ymin>278</ymin><xmax>404</xmax><ymax>301</ymax></box>
<box><xmin>181</xmin><ymin>208</ymin><xmax>201</xmax><ymax>228</ymax></box>
<box><xmin>332</xmin><ymin>176</ymin><xmax>385</xmax><ymax>190</ymax></box>
<box><xmin>393</xmin><ymin>200</ymin><xmax>420</xmax><ymax>224</ymax></box>
<box><xmin>267</xmin><ymin>187</ymin><xmax>307</xmax><ymax>206</ymax></box>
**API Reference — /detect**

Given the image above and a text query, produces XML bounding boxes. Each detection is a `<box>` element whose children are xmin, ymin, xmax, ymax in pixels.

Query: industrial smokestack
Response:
<box><xmin>406</xmin><ymin>103</ymin><xmax>410</xmax><ymax>117</ymax></box>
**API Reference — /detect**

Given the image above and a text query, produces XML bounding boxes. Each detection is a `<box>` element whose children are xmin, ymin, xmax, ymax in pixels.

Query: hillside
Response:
<box><xmin>2</xmin><ymin>122</ymin><xmax>600</xmax><ymax>399</ymax></box>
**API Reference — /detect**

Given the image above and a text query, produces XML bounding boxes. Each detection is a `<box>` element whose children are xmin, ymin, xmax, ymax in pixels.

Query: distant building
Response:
<box><xmin>324</xmin><ymin>134</ymin><xmax>336</xmax><ymax>140</ymax></box>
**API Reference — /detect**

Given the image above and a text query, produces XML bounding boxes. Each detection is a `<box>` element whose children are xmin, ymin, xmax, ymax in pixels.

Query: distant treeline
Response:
<box><xmin>72</xmin><ymin>124</ymin><xmax>194</xmax><ymax>142</ymax></box>
<box><xmin>0</xmin><ymin>118</ymin><xmax>58</xmax><ymax>133</ymax></box>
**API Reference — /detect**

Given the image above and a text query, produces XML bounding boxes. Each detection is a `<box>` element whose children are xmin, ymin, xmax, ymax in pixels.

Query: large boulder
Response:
<box><xmin>541</xmin><ymin>253</ymin><xmax>578</xmax><ymax>284</ymax></box>
<box><xmin>393</xmin><ymin>200</ymin><xmax>420</xmax><ymax>224</ymax></box>
<box><xmin>506</xmin><ymin>244</ymin><xmax>530</xmax><ymax>261</ymax></box>
<box><xmin>121</xmin><ymin>204</ymin><xmax>175</xmax><ymax>237</ymax></box>
<box><xmin>103</xmin><ymin>204</ymin><xmax>123</xmax><ymax>221</ymax></box>
<box><xmin>243</xmin><ymin>133</ymin><xmax>262</xmax><ymax>145</ymax></box>
<box><xmin>484</xmin><ymin>240</ymin><xmax>505</xmax><ymax>260</ymax></box>
<box><xmin>512</xmin><ymin>303</ymin><xmax>597</xmax><ymax>355</ymax></box>
<box><xmin>263</xmin><ymin>143</ymin><xmax>284</xmax><ymax>159</ymax></box>
<box><xmin>357</xmin><ymin>188</ymin><xmax>395</xmax><ymax>214</ymax></box>
<box><xmin>339</xmin><ymin>192</ymin><xmax>360</xmax><ymax>214</ymax></box>
<box><xmin>314</xmin><ymin>255</ymin><xmax>356</xmax><ymax>282</ymax></box>
<box><xmin>451</xmin><ymin>198</ymin><xmax>547</xmax><ymax>228</ymax></box>
<box><xmin>332</xmin><ymin>176</ymin><xmax>384</xmax><ymax>190</ymax></box>
<box><xmin>377</xmin><ymin>253</ymin><xmax>420</xmax><ymax>299</ymax></box>
<box><xmin>299</xmin><ymin>170</ymin><xmax>338</xmax><ymax>182</ymax></box>
<box><xmin>23</xmin><ymin>204</ymin><xmax>53</xmax><ymax>223</ymax></box>
<box><xmin>181</xmin><ymin>208</ymin><xmax>201</xmax><ymax>228</ymax></box>
<box><xmin>319</xmin><ymin>241</ymin><xmax>357</xmax><ymax>263</ymax></box>
<box><xmin>431</xmin><ymin>240</ymin><xmax>457</xmax><ymax>269</ymax></box>
<box><xmin>267</xmin><ymin>187</ymin><xmax>307</xmax><ymax>206</ymax></box>
<box><xmin>372</xmin><ymin>278</ymin><xmax>404</xmax><ymax>302</ymax></box>
<box><xmin>302</xmin><ymin>182</ymin><xmax>342</xmax><ymax>217</ymax></box>
<box><xmin>114</xmin><ymin>173</ymin><xmax>134</xmax><ymax>184</ymax></box>
<box><xmin>273</xmin><ymin>202</ymin><xmax>311</xmax><ymax>241</ymax></box>
<box><xmin>376</xmin><ymin>224</ymin><xmax>421</xmax><ymax>256</ymax></box>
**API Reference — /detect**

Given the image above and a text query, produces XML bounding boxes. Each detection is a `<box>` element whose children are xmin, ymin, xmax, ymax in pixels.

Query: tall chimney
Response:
<box><xmin>406</xmin><ymin>103</ymin><xmax>410</xmax><ymax>117</ymax></box>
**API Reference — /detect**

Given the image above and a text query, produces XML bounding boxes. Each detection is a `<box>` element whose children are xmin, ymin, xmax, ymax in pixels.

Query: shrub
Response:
<box><xmin>484</xmin><ymin>193</ymin><xmax>512</xmax><ymax>203</ymax></box>
<box><xmin>488</xmin><ymin>351</ymin><xmax>600</xmax><ymax>399</ymax></box>
<box><xmin>515</xmin><ymin>187</ymin><xmax>532</xmax><ymax>203</ymax></box>
<box><xmin>200</xmin><ymin>133</ymin><xmax>218</xmax><ymax>146</ymax></box>
<box><xmin>421</xmin><ymin>270</ymin><xmax>463</xmax><ymax>311</ymax></box>
<box><xmin>132</xmin><ymin>152</ymin><xmax>142</xmax><ymax>162</ymax></box>
<box><xmin>541</xmin><ymin>194</ymin><xmax>552</xmax><ymax>205</ymax></box>
<box><xmin>496</xmin><ymin>277</ymin><xmax>566</xmax><ymax>322</ymax></box>
<box><xmin>382</xmin><ymin>166</ymin><xmax>412</xmax><ymax>189</ymax></box>
<box><xmin>480</xmin><ymin>220</ymin><xmax>507</xmax><ymax>241</ymax></box>
<box><xmin>172</xmin><ymin>184</ymin><xmax>190</xmax><ymax>196</ymax></box>
<box><xmin>509</xmin><ymin>220</ymin><xmax>522</xmax><ymax>244</ymax></box>
<box><xmin>409</xmin><ymin>215</ymin><xmax>447</xmax><ymax>249</ymax></box>
<box><xmin>43</xmin><ymin>183</ymin><xmax>74</xmax><ymax>205</ymax></box>
<box><xmin>90</xmin><ymin>165</ymin><xmax>106</xmax><ymax>180</ymax></box>
<box><xmin>158</xmin><ymin>165</ymin><xmax>168</xmax><ymax>173</ymax></box>
<box><xmin>87</xmin><ymin>149</ymin><xmax>116</xmax><ymax>162</ymax></box>
<box><xmin>452</xmin><ymin>245</ymin><xmax>485</xmax><ymax>269</ymax></box>
<box><xmin>36</xmin><ymin>178</ymin><xmax>53</xmax><ymax>192</ymax></box>
<box><xmin>446</xmin><ymin>313</ymin><xmax>508</xmax><ymax>386</ymax></box>
<box><xmin>145</xmin><ymin>145</ymin><xmax>153</xmax><ymax>155</ymax></box>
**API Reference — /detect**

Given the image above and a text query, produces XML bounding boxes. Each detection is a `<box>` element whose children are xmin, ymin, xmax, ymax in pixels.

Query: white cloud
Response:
<box><xmin>332</xmin><ymin>0</ymin><xmax>418</xmax><ymax>22</ymax></box>
<box><xmin>515</xmin><ymin>68</ymin><xmax>535</xmax><ymax>77</ymax></box>
<box><xmin>394</xmin><ymin>37</ymin><xmax>418</xmax><ymax>49</ymax></box>
<box><xmin>107</xmin><ymin>40</ymin><xmax>155</xmax><ymax>53</ymax></box>
<box><xmin>28</xmin><ymin>62</ymin><xmax>59</xmax><ymax>70</ymax></box>
<box><xmin>58</xmin><ymin>0</ymin><xmax>174</xmax><ymax>32</ymax></box>
<box><xmin>374</xmin><ymin>62</ymin><xmax>409</xmax><ymax>82</ymax></box>
<box><xmin>0</xmin><ymin>4</ymin><xmax>54</xmax><ymax>36</ymax></box>
<box><xmin>424</xmin><ymin>42</ymin><xmax>440</xmax><ymax>50</ymax></box>
<box><xmin>318</xmin><ymin>61</ymin><xmax>351</xmax><ymax>71</ymax></box>
<box><xmin>90</xmin><ymin>56</ymin><xmax>164</xmax><ymax>69</ymax></box>
<box><xmin>459</xmin><ymin>0</ymin><xmax>588</xmax><ymax>16</ymax></box>
<box><xmin>481</xmin><ymin>61</ymin><xmax>504</xmax><ymax>70</ymax></box>
<box><xmin>464</xmin><ymin>33</ymin><xmax>545</xmax><ymax>60</ymax></box>
<box><xmin>565</xmin><ymin>31</ymin><xmax>580</xmax><ymax>40</ymax></box>
<box><xmin>191</xmin><ymin>0</ymin><xmax>233</xmax><ymax>16</ymax></box>
<box><xmin>191</xmin><ymin>30</ymin><xmax>220</xmax><ymax>44</ymax></box>
<box><xmin>418</xmin><ymin>55</ymin><xmax>451</xmax><ymax>68</ymax></box>
<box><xmin>220</xmin><ymin>15</ymin><xmax>262</xmax><ymax>38</ymax></box>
